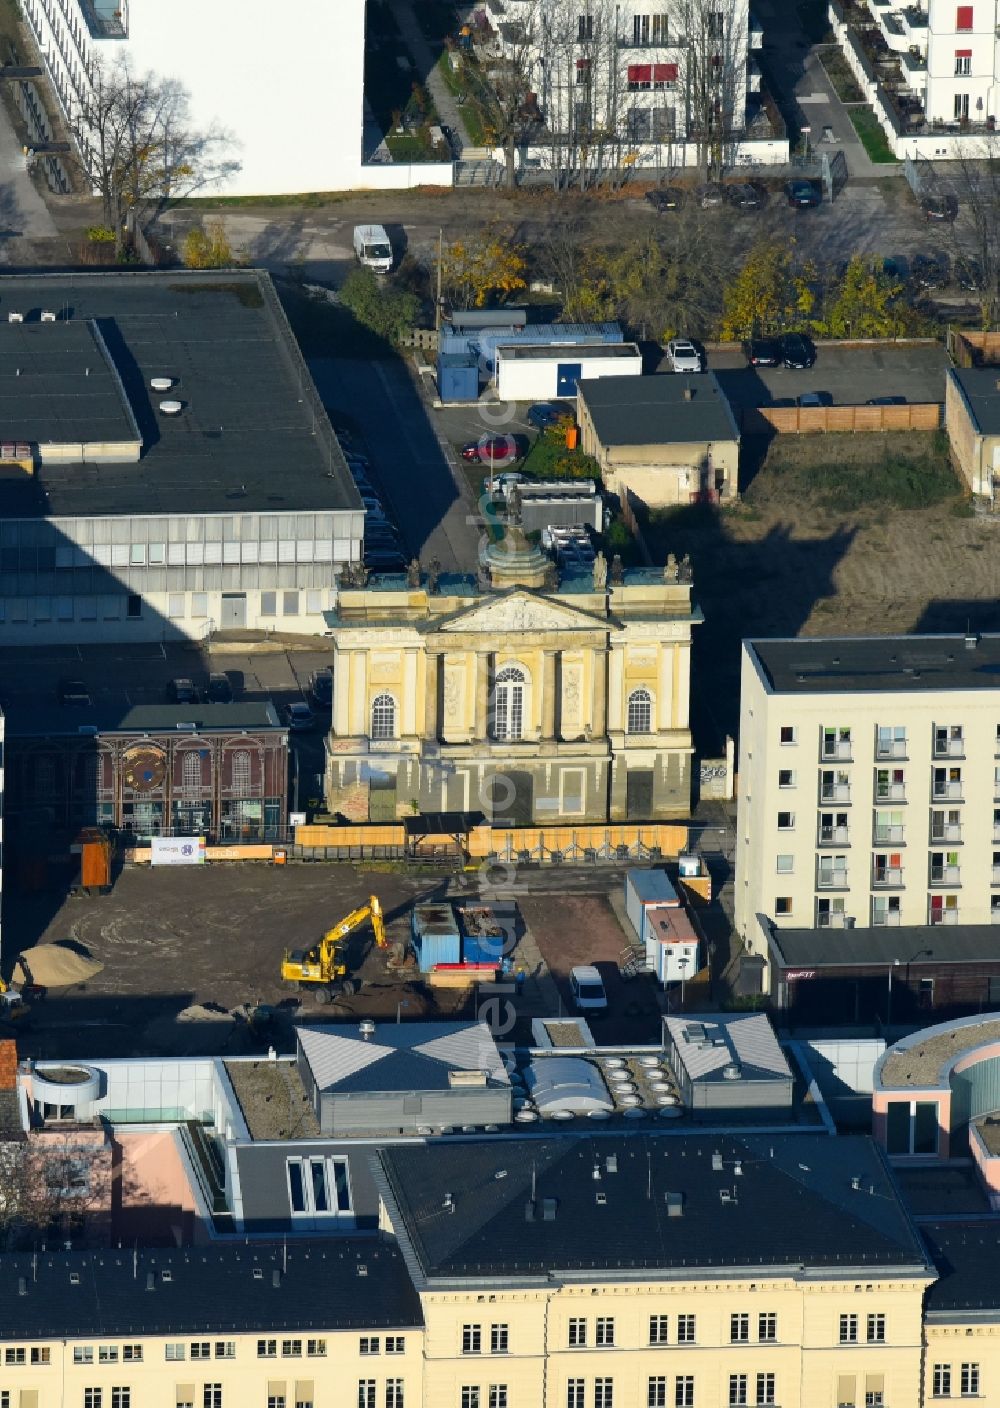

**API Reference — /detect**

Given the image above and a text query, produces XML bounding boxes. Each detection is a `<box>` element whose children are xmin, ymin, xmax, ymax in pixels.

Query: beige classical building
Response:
<box><xmin>736</xmin><ymin>635</ymin><xmax>1000</xmax><ymax>954</ymax></box>
<box><xmin>323</xmin><ymin>531</ymin><xmax>701</xmax><ymax>825</ymax></box>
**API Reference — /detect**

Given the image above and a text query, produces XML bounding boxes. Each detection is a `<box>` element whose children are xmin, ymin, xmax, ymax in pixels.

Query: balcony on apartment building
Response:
<box><xmin>992</xmin><ymin>865</ymin><xmax>1000</xmax><ymax>886</ymax></box>
<box><xmin>81</xmin><ymin>0</ymin><xmax>126</xmax><ymax>39</ymax></box>
<box><xmin>817</xmin><ymin>864</ymin><xmax>849</xmax><ymax>890</ymax></box>
<box><xmin>876</xmin><ymin>736</ymin><xmax>907</xmax><ymax>760</ymax></box>
<box><xmin>749</xmin><ymin>14</ymin><xmax>763</xmax><ymax>48</ymax></box>
<box><xmin>820</xmin><ymin>776</ymin><xmax>851</xmax><ymax>804</ymax></box>
<box><xmin>932</xmin><ymin>779</ymin><xmax>963</xmax><ymax>801</ymax></box>
<box><xmin>817</xmin><ymin>907</ymin><xmax>851</xmax><ymax>928</ymax></box>
<box><xmin>930</xmin><ymin>903</ymin><xmax>959</xmax><ymax>925</ymax></box>
<box><xmin>874</xmin><ymin>822</ymin><xmax>905</xmax><ymax>844</ymax></box>
<box><xmin>819</xmin><ymin>821</ymin><xmax>850</xmax><ymax>845</ymax></box>
<box><xmin>873</xmin><ymin>904</ymin><xmax>902</xmax><ymax>926</ymax></box>
<box><xmin>929</xmin><ymin>861</ymin><xmax>961</xmax><ymax>886</ymax></box>
<box><xmin>930</xmin><ymin>818</ymin><xmax>962</xmax><ymax>843</ymax></box>
<box><xmin>872</xmin><ymin>861</ymin><xmax>904</xmax><ymax>888</ymax></box>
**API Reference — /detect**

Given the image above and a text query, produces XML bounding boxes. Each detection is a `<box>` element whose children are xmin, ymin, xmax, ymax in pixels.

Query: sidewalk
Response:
<box><xmin>390</xmin><ymin>0</ymin><xmax>474</xmax><ymax>154</ymax></box>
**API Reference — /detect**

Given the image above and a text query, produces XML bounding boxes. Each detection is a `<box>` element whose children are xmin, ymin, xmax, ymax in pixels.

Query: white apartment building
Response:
<box><xmin>20</xmin><ymin>0</ymin><xmax>443</xmax><ymax>194</ymax></box>
<box><xmin>736</xmin><ymin>635</ymin><xmax>1000</xmax><ymax>948</ymax></box>
<box><xmin>493</xmin><ymin>0</ymin><xmax>779</xmax><ymax>168</ymax></box>
<box><xmin>834</xmin><ymin>0</ymin><xmax>1000</xmax><ymax>158</ymax></box>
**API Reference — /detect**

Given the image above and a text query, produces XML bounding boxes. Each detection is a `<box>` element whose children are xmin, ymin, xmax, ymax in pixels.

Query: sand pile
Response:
<box><xmin>143</xmin><ymin>1003</ymin><xmax>237</xmax><ymax>1056</ymax></box>
<box><xmin>14</xmin><ymin>944</ymin><xmax>103</xmax><ymax>988</ymax></box>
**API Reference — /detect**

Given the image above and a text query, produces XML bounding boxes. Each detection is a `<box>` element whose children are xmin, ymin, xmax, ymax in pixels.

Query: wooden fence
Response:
<box><xmin>742</xmin><ymin>403</ymin><xmax>941</xmax><ymax>435</ymax></box>
<box><xmin>950</xmin><ymin>330</ymin><xmax>1000</xmax><ymax>369</ymax></box>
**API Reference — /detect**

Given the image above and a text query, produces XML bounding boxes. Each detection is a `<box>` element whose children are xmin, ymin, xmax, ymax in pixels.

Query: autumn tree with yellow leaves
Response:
<box><xmin>440</xmin><ymin>231</ymin><xmax>528</xmax><ymax>308</ymax></box>
<box><xmin>719</xmin><ymin>241</ymin><xmax>816</xmax><ymax>341</ymax></box>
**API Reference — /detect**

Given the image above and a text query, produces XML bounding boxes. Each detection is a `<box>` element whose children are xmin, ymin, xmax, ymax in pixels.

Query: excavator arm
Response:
<box><xmin>281</xmin><ymin>895</ymin><xmax>385</xmax><ymax>998</ymax></box>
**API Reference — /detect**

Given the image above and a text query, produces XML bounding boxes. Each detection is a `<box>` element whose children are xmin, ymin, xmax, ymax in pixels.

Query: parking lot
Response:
<box><xmin>710</xmin><ymin>340</ymin><xmax>950</xmax><ymax>409</ymax></box>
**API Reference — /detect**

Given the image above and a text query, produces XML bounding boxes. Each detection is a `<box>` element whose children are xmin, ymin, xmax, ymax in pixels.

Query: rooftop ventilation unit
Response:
<box><xmin>7</xmin><ymin>312</ymin><xmax>22</xmax><ymax>323</ymax></box>
<box><xmin>150</xmin><ymin>377</ymin><xmax>173</xmax><ymax>392</ymax></box>
<box><xmin>158</xmin><ymin>400</ymin><xmax>183</xmax><ymax>416</ymax></box>
<box><xmin>665</xmin><ymin>1191</ymin><xmax>683</xmax><ymax>1218</ymax></box>
<box><xmin>359</xmin><ymin>1018</ymin><xmax>376</xmax><ymax>1041</ymax></box>
<box><xmin>448</xmin><ymin>1069</ymin><xmax>487</xmax><ymax>1087</ymax></box>
<box><xmin>541</xmin><ymin>1197</ymin><xmax>558</xmax><ymax>1221</ymax></box>
<box><xmin>722</xmin><ymin>1062</ymin><xmax>742</xmax><ymax>1080</ymax></box>
<box><xmin>711</xmin><ymin>1151</ymin><xmax>723</xmax><ymax>1172</ymax></box>
<box><xmin>40</xmin><ymin>310</ymin><xmax>56</xmax><ymax>322</ymax></box>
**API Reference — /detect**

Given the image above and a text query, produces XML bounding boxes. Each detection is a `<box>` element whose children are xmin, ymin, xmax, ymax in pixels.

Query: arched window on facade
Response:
<box><xmin>494</xmin><ymin>666</ymin><xmax>526</xmax><ymax>741</ymax></box>
<box><xmin>182</xmin><ymin>750</ymin><xmax>202</xmax><ymax>793</ymax></box>
<box><xmin>371</xmin><ymin>693</ymin><xmax>397</xmax><ymax>741</ymax></box>
<box><xmin>627</xmin><ymin>687</ymin><xmax>653</xmax><ymax>735</ymax></box>
<box><xmin>232</xmin><ymin>750</ymin><xmax>251</xmax><ymax>795</ymax></box>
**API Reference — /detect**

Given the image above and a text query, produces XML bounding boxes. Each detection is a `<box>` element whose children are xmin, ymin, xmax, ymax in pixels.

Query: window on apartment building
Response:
<box><xmin>576</xmin><ymin>57</ymin><xmax>592</xmax><ymax>83</ymax></box>
<box><xmin>568</xmin><ymin>1317</ymin><xmax>587</xmax><ymax>1347</ymax></box>
<box><xmin>955</xmin><ymin>92</ymin><xmax>971</xmax><ymax>119</ymax></box>
<box><xmin>675</xmin><ymin>1381</ymin><xmax>694</xmax><ymax>1408</ymax></box>
<box><xmin>203</xmin><ymin>1389</ymin><xmax>222</xmax><ymax>1408</ymax></box>
<box><xmin>876</xmin><ymin>725</ymin><xmax>906</xmax><ymax>757</ymax></box>
<box><xmin>100</xmin><ymin>1347</ymin><xmax>119</xmax><ymax>1363</ymax></box>
<box><xmin>5</xmin><ymin>1348</ymin><xmax>24</xmax><ymax>1365</ymax></box>
<box><xmin>649</xmin><ymin>1314</ymin><xmax>669</xmax><ymax>1345</ymax></box>
<box><xmin>961</xmin><ymin>1363</ymin><xmax>980</xmax><ymax>1395</ymax></box>
<box><xmin>267</xmin><ymin>1396</ymin><xmax>285</xmax><ymax>1408</ymax></box>
<box><xmin>932</xmin><ymin>1364</ymin><xmax>951</xmax><ymax>1396</ymax></box>
<box><xmin>822</xmin><ymin>726</ymin><xmax>852</xmax><ymax>758</ymax></box>
<box><xmin>595</xmin><ymin>1380</ymin><xmax>614</xmax><ymax>1408</ymax></box>
<box><xmin>359</xmin><ymin>1384</ymin><xmax>376</xmax><ymax>1408</ymax></box>
<box><xmin>214</xmin><ymin>1343</ymin><xmax>234</xmax><ymax>1360</ymax></box>
<box><xmin>775</xmin><ymin>897</ymin><xmax>793</xmax><ymax>916</ymax></box>
<box><xmin>627</xmin><ymin>688</ymin><xmax>653</xmax><ymax>734</ymax></box>
<box><xmin>756</xmin><ymin>1374</ymin><xmax>776</xmax><ymax>1406</ymax></box>
<box><xmin>258</xmin><ymin>1341</ymin><xmax>277</xmax><ymax>1358</ymax></box>
<box><xmin>567</xmin><ymin>1384</ymin><xmax>585</xmax><ymax>1408</ymax></box>
<box><xmin>490</xmin><ymin>1324</ymin><xmax>509</xmax><ymax>1354</ymax></box>
<box><xmin>676</xmin><ymin>1315</ymin><xmax>696</xmax><ymax>1343</ymax></box>
<box><xmin>360</xmin><ymin>1338</ymin><xmax>380</xmax><ymax>1356</ymax></box>
<box><xmin>865</xmin><ymin>1386</ymin><xmax>885</xmax><ymax>1408</ymax></box>
<box><xmin>839</xmin><ymin>1314</ymin><xmax>858</xmax><ymax>1344</ymax></box>
<box><xmin>281</xmin><ymin>1341</ymin><xmax>302</xmax><ymax>1358</ymax></box>
<box><xmin>462</xmin><ymin>1325</ymin><xmax>482</xmax><ymax>1354</ymax></box>
<box><xmin>595</xmin><ymin>1316</ymin><xmax>615</xmax><ymax>1346</ymax></box>
<box><xmin>872</xmin><ymin>895</ymin><xmax>901</xmax><ymax>926</ymax></box>
<box><xmin>776</xmin><ymin>854</ymin><xmax>794</xmax><ymax>874</ymax></box>
<box><xmin>307</xmin><ymin>1340</ymin><xmax>327</xmax><ymax>1357</ymax></box>
<box><xmin>84</xmin><ymin>1393</ymin><xmax>103</xmax><ymax>1408</ymax></box>
<box><xmin>777</xmin><ymin>811</ymin><xmax>794</xmax><ymax>830</ymax></box>
<box><xmin>731</xmin><ymin>1312</ymin><xmax>749</xmax><ymax>1342</ymax></box>
<box><xmin>126</xmin><ymin>594</ymin><xmax>142</xmax><ymax>619</ymax></box>
<box><xmin>168</xmin><ymin>594</ymin><xmax>185</xmax><ymax>619</ymax></box>
<box><xmin>578</xmin><ymin>12</ymin><xmax>593</xmax><ymax>40</ymax></box>
<box><xmin>385</xmin><ymin>1338</ymin><xmax>404</xmax><ymax>1355</ymax></box>
<box><xmin>75</xmin><ymin>1347</ymin><xmax>95</xmax><ymax>1364</ymax></box>
<box><xmin>956</xmin><ymin>5</ymin><xmax>973</xmax><ymax>29</ymax></box>
<box><xmin>778</xmin><ymin>769</ymin><xmax>795</xmax><ymax>788</ymax></box>
<box><xmin>191</xmin><ymin>1344</ymin><xmax>211</xmax><ymax>1360</ymax></box>
<box><xmin>780</xmin><ymin>725</ymin><xmax>796</xmax><ymax>744</ymax></box>
<box><xmin>758</xmin><ymin>1313</ymin><xmax>777</xmax><ymax>1342</ymax></box>
<box><xmin>121</xmin><ymin>1346</ymin><xmax>141</xmax><ymax>1362</ymax></box>
<box><xmin>385</xmin><ymin>1383</ymin><xmax>404</xmax><ymax>1408</ymax></box>
<box><xmin>955</xmin><ymin>48</ymin><xmax>972</xmax><ymax>73</ymax></box>
<box><xmin>648</xmin><ymin>1379</ymin><xmax>667</xmax><ymax>1408</ymax></box>
<box><xmin>260</xmin><ymin>591</ymin><xmax>277</xmax><ymax>617</ymax></box>
<box><xmin>488</xmin><ymin>1389</ymin><xmax>507</xmax><ymax>1408</ymax></box>
<box><xmin>866</xmin><ymin>1314</ymin><xmax>885</xmax><ymax>1344</ymax></box>
<box><xmin>112</xmin><ymin>1390</ymin><xmax>131</xmax><ymax>1408</ymax></box>
<box><xmin>461</xmin><ymin>1390</ymin><xmax>481</xmax><ymax>1408</ymax></box>
<box><xmin>729</xmin><ymin>1375</ymin><xmax>748</xmax><ymax>1407</ymax></box>
<box><xmin>166</xmin><ymin>1344</ymin><xmax>185</xmax><ymax>1360</ymax></box>
<box><xmin>286</xmin><ymin>1156</ymin><xmax>351</xmax><ymax>1216</ymax></box>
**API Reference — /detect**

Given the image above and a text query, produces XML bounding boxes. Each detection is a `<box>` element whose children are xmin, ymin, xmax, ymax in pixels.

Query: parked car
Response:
<box><xmin>527</xmin><ymin>401</ymin><xmax>574</xmax><ymax>430</ymax></box>
<box><xmin>58</xmin><ymin>678</ymin><xmax>91</xmax><ymax>706</ymax></box>
<box><xmin>665</xmin><ymin>338</ymin><xmax>702</xmax><ymax>373</ymax></box>
<box><xmin>695</xmin><ymin>182</ymin><xmax>725</xmax><ymax>208</ymax></box>
<box><xmin>485</xmin><ymin>470</ymin><xmax>528</xmax><ymax>501</ymax></box>
<box><xmin>207</xmin><ymin>672</ymin><xmax>233</xmax><ymax>703</ymax></box>
<box><xmin>779</xmin><ymin>332</ymin><xmax>816</xmax><ymax>369</ymax></box>
<box><xmin>569</xmin><ymin>964</ymin><xmax>608</xmax><ymax>1015</ymax></box>
<box><xmin>955</xmin><ymin>256</ymin><xmax>983</xmax><ymax>292</ymax></box>
<box><xmin>922</xmin><ymin>190</ymin><xmax>958</xmax><ymax>222</ymax></box>
<box><xmin>866</xmin><ymin>395</ymin><xmax>907</xmax><ymax>405</ymax></box>
<box><xmin>285</xmin><ymin>701</ymin><xmax>315</xmax><ymax>732</ymax></box>
<box><xmin>744</xmin><ymin>337</ymin><xmax>782</xmax><ymax>367</ymax></box>
<box><xmin>310</xmin><ymin>668</ymin><xmax>334</xmax><ymax>708</ymax></box>
<box><xmin>797</xmin><ymin>391</ymin><xmax>829</xmax><ymax>407</ymax></box>
<box><xmin>645</xmin><ymin>186</ymin><xmax>685</xmax><ymax>213</ymax></box>
<box><xmin>911</xmin><ymin>251</ymin><xmax>950</xmax><ymax>289</ymax></box>
<box><xmin>785</xmin><ymin>179</ymin><xmax>821</xmax><ymax>208</ymax></box>
<box><xmin>728</xmin><ymin>182</ymin><xmax>764</xmax><ymax>210</ymax></box>
<box><xmin>461</xmin><ymin>435</ymin><xmax>520</xmax><ymax>463</ymax></box>
<box><xmin>167</xmin><ymin>677</ymin><xmax>198</xmax><ymax>704</ymax></box>
<box><xmin>882</xmin><ymin>255</ymin><xmax>910</xmax><ymax>282</ymax></box>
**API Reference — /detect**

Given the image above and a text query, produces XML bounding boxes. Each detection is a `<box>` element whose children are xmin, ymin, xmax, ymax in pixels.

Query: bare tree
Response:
<box><xmin>478</xmin><ymin>0</ymin><xmax>544</xmax><ymax>188</ymax></box>
<box><xmin>0</xmin><ymin>1132</ymin><xmax>114</xmax><ymax>1249</ymax></box>
<box><xmin>71</xmin><ymin>57</ymin><xmax>240</xmax><ymax>257</ymax></box>
<box><xmin>666</xmin><ymin>0</ymin><xmax>750</xmax><ymax>177</ymax></box>
<box><xmin>944</xmin><ymin>136</ymin><xmax>1000</xmax><ymax>328</ymax></box>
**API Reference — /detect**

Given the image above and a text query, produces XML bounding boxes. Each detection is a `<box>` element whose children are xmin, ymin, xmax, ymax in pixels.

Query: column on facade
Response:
<box><xmin>607</xmin><ymin>647</ymin><xmax>623</xmax><ymax>733</ymax></box>
<box><xmin>475</xmin><ymin>651</ymin><xmax>491</xmax><ymax>739</ymax></box>
<box><xmin>591</xmin><ymin>648</ymin><xmax>607</xmax><ymax>738</ymax></box>
<box><xmin>424</xmin><ymin>653</ymin><xmax>439</xmax><ymax>741</ymax></box>
<box><xmin>541</xmin><ymin>651</ymin><xmax>557</xmax><ymax>740</ymax></box>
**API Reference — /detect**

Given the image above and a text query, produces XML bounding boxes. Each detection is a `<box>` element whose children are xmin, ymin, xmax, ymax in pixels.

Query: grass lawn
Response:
<box><xmin>761</xmin><ymin>430</ymin><xmax>960</xmax><ymax>512</ymax></box>
<box><xmin>520</xmin><ymin>429</ymin><xmax>601</xmax><ymax>482</ymax></box>
<box><xmin>849</xmin><ymin>107</ymin><xmax>899</xmax><ymax>162</ymax></box>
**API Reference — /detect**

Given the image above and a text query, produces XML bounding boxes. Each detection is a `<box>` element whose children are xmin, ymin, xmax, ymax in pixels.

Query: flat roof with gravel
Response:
<box><xmin>879</xmin><ymin>1017</ymin><xmax>1000</xmax><ymax>1088</ymax></box>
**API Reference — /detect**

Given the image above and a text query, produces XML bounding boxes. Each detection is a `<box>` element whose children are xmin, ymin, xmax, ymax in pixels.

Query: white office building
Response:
<box><xmin>736</xmin><ymin>634</ymin><xmax>1000</xmax><ymax>947</ymax></box>
<box><xmin>20</xmin><ymin>0</ymin><xmax>446</xmax><ymax>194</ymax></box>
<box><xmin>0</xmin><ymin>270</ymin><xmax>362</xmax><ymax>643</ymax></box>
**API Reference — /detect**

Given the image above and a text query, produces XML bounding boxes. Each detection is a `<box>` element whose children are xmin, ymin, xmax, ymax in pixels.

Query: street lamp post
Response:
<box><xmin>887</xmin><ymin>947</ymin><xmax>934</xmax><ymax>1033</ymax></box>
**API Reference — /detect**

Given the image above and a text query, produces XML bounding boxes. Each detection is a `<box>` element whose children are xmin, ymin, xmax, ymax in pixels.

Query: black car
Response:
<box><xmin>744</xmin><ymin>337</ymin><xmax>782</xmax><ymax>367</ymax></box>
<box><xmin>167</xmin><ymin>677</ymin><xmax>198</xmax><ymax>704</ymax></box>
<box><xmin>728</xmin><ymin>182</ymin><xmax>764</xmax><ymax>210</ymax></box>
<box><xmin>922</xmin><ymin>191</ymin><xmax>958</xmax><ymax>222</ymax></box>
<box><xmin>527</xmin><ymin>401</ymin><xmax>574</xmax><ymax>431</ymax></box>
<box><xmin>911</xmin><ymin>251</ymin><xmax>950</xmax><ymax>289</ymax></box>
<box><xmin>866</xmin><ymin>395</ymin><xmax>907</xmax><ymax>405</ymax></box>
<box><xmin>207</xmin><ymin>672</ymin><xmax>233</xmax><ymax>703</ymax></box>
<box><xmin>58</xmin><ymin>678</ymin><xmax>91</xmax><ymax>706</ymax></box>
<box><xmin>955</xmin><ymin>256</ymin><xmax>983</xmax><ymax>292</ymax></box>
<box><xmin>310</xmin><ymin>668</ymin><xmax>334</xmax><ymax>708</ymax></box>
<box><xmin>786</xmin><ymin>179</ymin><xmax>821</xmax><ymax>208</ymax></box>
<box><xmin>645</xmin><ymin>187</ymin><xmax>685</xmax><ymax>213</ymax></box>
<box><xmin>779</xmin><ymin>332</ymin><xmax>816</xmax><ymax>369</ymax></box>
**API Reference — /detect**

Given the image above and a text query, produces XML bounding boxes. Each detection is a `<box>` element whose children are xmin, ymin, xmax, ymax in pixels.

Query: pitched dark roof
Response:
<box><xmin>766</xmin><ymin>922</ymin><xmax>1000</xmax><ymax>970</ymax></box>
<box><xmin>379</xmin><ymin>1133</ymin><xmax>930</xmax><ymax>1281</ymax></box>
<box><xmin>7</xmin><ymin>702</ymin><xmax>282</xmax><ymax>738</ymax></box>
<box><xmin>748</xmin><ymin>634</ymin><xmax>1000</xmax><ymax>694</ymax></box>
<box><xmin>950</xmin><ymin>366</ymin><xmax>1000</xmax><ymax>437</ymax></box>
<box><xmin>578</xmin><ymin>373</ymin><xmax>739</xmax><ymax>447</ymax></box>
<box><xmin>922</xmin><ymin>1222</ymin><xmax>1000</xmax><ymax>1317</ymax></box>
<box><xmin>0</xmin><ymin>1241</ymin><xmax>422</xmax><ymax>1339</ymax></box>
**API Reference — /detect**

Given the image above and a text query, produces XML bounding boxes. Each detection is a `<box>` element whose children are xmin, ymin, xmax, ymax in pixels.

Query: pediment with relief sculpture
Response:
<box><xmin>438</xmin><ymin>590</ymin><xmax>605</xmax><ymax>635</ymax></box>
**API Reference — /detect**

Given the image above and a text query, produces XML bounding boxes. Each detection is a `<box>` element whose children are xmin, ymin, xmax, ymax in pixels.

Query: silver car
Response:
<box><xmin>666</xmin><ymin>339</ymin><xmax>702</xmax><ymax>373</ymax></box>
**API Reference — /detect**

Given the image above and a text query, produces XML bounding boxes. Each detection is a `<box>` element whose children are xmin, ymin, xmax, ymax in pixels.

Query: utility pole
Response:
<box><xmin>435</xmin><ymin>227</ymin><xmax>443</xmax><ymax>333</ymax></box>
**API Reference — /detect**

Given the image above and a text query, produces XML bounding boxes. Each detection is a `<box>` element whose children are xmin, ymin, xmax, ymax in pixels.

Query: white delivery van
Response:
<box><xmin>569</xmin><ymin>964</ymin><xmax>608</xmax><ymax>1016</ymax></box>
<box><xmin>353</xmin><ymin>224</ymin><xmax>393</xmax><ymax>274</ymax></box>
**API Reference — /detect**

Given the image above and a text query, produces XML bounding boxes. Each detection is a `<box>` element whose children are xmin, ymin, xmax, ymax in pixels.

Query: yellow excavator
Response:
<box><xmin>281</xmin><ymin>895</ymin><xmax>386</xmax><ymax>1003</ymax></box>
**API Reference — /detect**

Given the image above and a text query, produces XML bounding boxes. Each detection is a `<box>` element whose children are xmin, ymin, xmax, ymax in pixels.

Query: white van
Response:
<box><xmin>570</xmin><ymin>964</ymin><xmax>608</xmax><ymax>1015</ymax></box>
<box><xmin>353</xmin><ymin>224</ymin><xmax>393</xmax><ymax>274</ymax></box>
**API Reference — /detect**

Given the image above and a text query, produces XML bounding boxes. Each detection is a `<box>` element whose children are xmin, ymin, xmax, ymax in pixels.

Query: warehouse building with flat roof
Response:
<box><xmin>0</xmin><ymin>270</ymin><xmax>362</xmax><ymax>642</ymax></box>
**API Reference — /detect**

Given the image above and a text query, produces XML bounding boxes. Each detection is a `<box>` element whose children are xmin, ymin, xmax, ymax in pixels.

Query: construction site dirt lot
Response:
<box><xmin>4</xmin><ymin>864</ymin><xmax>480</xmax><ymax>1062</ymax></box>
<box><xmin>645</xmin><ymin>431</ymin><xmax>1000</xmax><ymax>752</ymax></box>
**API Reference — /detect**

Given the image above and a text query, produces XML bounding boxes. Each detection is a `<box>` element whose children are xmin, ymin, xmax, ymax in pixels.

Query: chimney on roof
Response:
<box><xmin>272</xmin><ymin>1269</ymin><xmax>281</xmax><ymax>1289</ymax></box>
<box><xmin>145</xmin><ymin>1271</ymin><xmax>155</xmax><ymax>1292</ymax></box>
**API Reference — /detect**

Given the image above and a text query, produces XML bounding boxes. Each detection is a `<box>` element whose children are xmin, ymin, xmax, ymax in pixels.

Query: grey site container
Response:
<box><xmin>412</xmin><ymin>903</ymin><xmax>461</xmax><ymax>971</ymax></box>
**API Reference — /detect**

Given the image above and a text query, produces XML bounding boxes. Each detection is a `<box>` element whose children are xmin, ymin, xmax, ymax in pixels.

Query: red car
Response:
<box><xmin>461</xmin><ymin>435</ymin><xmax>520</xmax><ymax>464</ymax></box>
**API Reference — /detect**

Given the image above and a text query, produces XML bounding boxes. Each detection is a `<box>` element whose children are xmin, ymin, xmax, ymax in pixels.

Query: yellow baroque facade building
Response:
<box><xmin>323</xmin><ymin>533</ymin><xmax>701</xmax><ymax>826</ymax></box>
